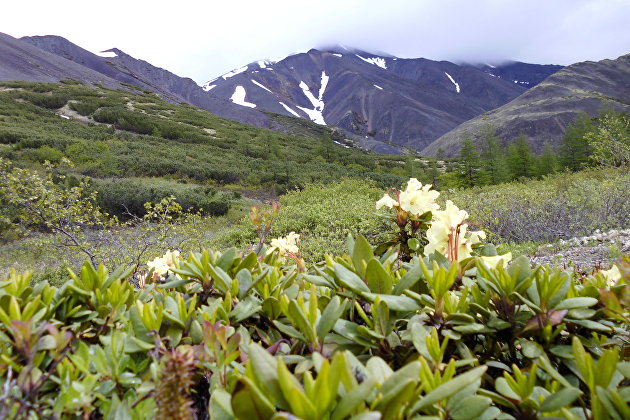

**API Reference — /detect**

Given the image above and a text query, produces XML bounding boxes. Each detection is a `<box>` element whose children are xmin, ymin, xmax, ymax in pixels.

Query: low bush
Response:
<box><xmin>0</xmin><ymin>236</ymin><xmax>627</xmax><ymax>418</ymax></box>
<box><xmin>18</xmin><ymin>91</ymin><xmax>69</xmax><ymax>109</ymax></box>
<box><xmin>93</xmin><ymin>178</ymin><xmax>231</xmax><ymax>218</ymax></box>
<box><xmin>217</xmin><ymin>178</ymin><xmax>391</xmax><ymax>260</ymax></box>
<box><xmin>446</xmin><ymin>168</ymin><xmax>630</xmax><ymax>243</ymax></box>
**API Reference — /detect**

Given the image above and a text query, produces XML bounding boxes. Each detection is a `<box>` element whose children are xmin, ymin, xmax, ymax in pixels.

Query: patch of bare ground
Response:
<box><xmin>530</xmin><ymin>229</ymin><xmax>630</xmax><ymax>271</ymax></box>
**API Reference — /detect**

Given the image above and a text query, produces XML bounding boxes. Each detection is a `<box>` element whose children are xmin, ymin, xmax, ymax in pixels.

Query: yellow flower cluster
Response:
<box><xmin>147</xmin><ymin>250</ymin><xmax>181</xmax><ymax>278</ymax></box>
<box><xmin>376</xmin><ymin>179</ymin><xmax>512</xmax><ymax>265</ymax></box>
<box><xmin>376</xmin><ymin>178</ymin><xmax>440</xmax><ymax>217</ymax></box>
<box><xmin>601</xmin><ymin>265</ymin><xmax>621</xmax><ymax>287</ymax></box>
<box><xmin>268</xmin><ymin>231</ymin><xmax>300</xmax><ymax>256</ymax></box>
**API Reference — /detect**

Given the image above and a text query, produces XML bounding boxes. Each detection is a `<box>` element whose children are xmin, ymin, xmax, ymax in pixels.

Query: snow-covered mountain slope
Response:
<box><xmin>202</xmin><ymin>47</ymin><xmax>562</xmax><ymax>150</ymax></box>
<box><xmin>18</xmin><ymin>35</ymin><xmax>273</xmax><ymax>128</ymax></box>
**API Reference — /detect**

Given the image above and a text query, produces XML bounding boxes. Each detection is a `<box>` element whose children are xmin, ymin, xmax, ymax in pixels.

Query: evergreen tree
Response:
<box><xmin>479</xmin><ymin>125</ymin><xmax>508</xmax><ymax>185</ymax></box>
<box><xmin>559</xmin><ymin>113</ymin><xmax>593</xmax><ymax>171</ymax></box>
<box><xmin>535</xmin><ymin>142</ymin><xmax>559</xmax><ymax>177</ymax></box>
<box><xmin>318</xmin><ymin>133</ymin><xmax>334</xmax><ymax>161</ymax></box>
<box><xmin>507</xmin><ymin>134</ymin><xmax>535</xmax><ymax>179</ymax></box>
<box><xmin>458</xmin><ymin>137</ymin><xmax>483</xmax><ymax>187</ymax></box>
<box><xmin>428</xmin><ymin>160</ymin><xmax>440</xmax><ymax>187</ymax></box>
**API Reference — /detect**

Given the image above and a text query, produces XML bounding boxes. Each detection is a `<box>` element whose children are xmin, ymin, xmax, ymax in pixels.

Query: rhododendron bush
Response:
<box><xmin>0</xmin><ymin>179</ymin><xmax>628</xmax><ymax>419</ymax></box>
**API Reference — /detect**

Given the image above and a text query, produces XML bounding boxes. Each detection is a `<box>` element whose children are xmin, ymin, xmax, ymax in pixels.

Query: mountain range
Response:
<box><xmin>1</xmin><ymin>32</ymin><xmax>628</xmax><ymax>155</ymax></box>
<box><xmin>424</xmin><ymin>53</ymin><xmax>630</xmax><ymax>156</ymax></box>
<box><xmin>201</xmin><ymin>46</ymin><xmax>561</xmax><ymax>152</ymax></box>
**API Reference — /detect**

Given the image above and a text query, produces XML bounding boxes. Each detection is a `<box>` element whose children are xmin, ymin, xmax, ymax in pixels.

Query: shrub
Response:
<box><xmin>0</xmin><ymin>234</ymin><xmax>627</xmax><ymax>418</ymax></box>
<box><xmin>218</xmin><ymin>178</ymin><xmax>390</xmax><ymax>260</ymax></box>
<box><xmin>445</xmin><ymin>168</ymin><xmax>630</xmax><ymax>243</ymax></box>
<box><xmin>19</xmin><ymin>92</ymin><xmax>69</xmax><ymax>109</ymax></box>
<box><xmin>93</xmin><ymin>178</ymin><xmax>231</xmax><ymax>218</ymax></box>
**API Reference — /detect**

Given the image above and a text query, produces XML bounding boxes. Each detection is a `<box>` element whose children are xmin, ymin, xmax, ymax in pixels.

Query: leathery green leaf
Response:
<box><xmin>410</xmin><ymin>366</ymin><xmax>487</xmax><ymax>414</ymax></box>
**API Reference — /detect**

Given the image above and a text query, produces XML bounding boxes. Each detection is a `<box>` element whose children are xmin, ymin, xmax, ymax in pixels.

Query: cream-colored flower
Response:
<box><xmin>147</xmin><ymin>257</ymin><xmax>169</xmax><ymax>276</ymax></box>
<box><xmin>424</xmin><ymin>201</ymin><xmax>469</xmax><ymax>256</ymax></box>
<box><xmin>147</xmin><ymin>250</ymin><xmax>180</xmax><ymax>277</ymax></box>
<box><xmin>375</xmin><ymin>193</ymin><xmax>397</xmax><ymax>210</ymax></box>
<box><xmin>163</xmin><ymin>250</ymin><xmax>180</xmax><ymax>267</ymax></box>
<box><xmin>398</xmin><ymin>186</ymin><xmax>440</xmax><ymax>216</ymax></box>
<box><xmin>268</xmin><ymin>231</ymin><xmax>300</xmax><ymax>256</ymax></box>
<box><xmin>479</xmin><ymin>253</ymin><xmax>512</xmax><ymax>269</ymax></box>
<box><xmin>405</xmin><ymin>178</ymin><xmax>425</xmax><ymax>192</ymax></box>
<box><xmin>601</xmin><ymin>265</ymin><xmax>621</xmax><ymax>287</ymax></box>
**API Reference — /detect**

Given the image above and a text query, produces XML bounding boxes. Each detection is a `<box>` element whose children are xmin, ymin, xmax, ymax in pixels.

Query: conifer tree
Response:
<box><xmin>507</xmin><ymin>134</ymin><xmax>535</xmax><ymax>179</ymax></box>
<box><xmin>535</xmin><ymin>142</ymin><xmax>559</xmax><ymax>177</ymax></box>
<box><xmin>560</xmin><ymin>113</ymin><xmax>593</xmax><ymax>171</ymax></box>
<box><xmin>479</xmin><ymin>125</ymin><xmax>508</xmax><ymax>185</ymax></box>
<box><xmin>458</xmin><ymin>137</ymin><xmax>483</xmax><ymax>187</ymax></box>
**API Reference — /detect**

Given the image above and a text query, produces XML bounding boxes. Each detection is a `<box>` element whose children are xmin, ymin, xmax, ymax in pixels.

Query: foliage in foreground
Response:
<box><xmin>0</xmin><ymin>242</ymin><xmax>627</xmax><ymax>419</ymax></box>
<box><xmin>0</xmin><ymin>177</ymin><xmax>628</xmax><ymax>419</ymax></box>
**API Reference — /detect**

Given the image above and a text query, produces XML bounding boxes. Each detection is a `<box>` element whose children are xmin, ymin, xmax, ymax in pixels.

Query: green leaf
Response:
<box><xmin>217</xmin><ymin>248</ymin><xmax>238</xmax><ymax>272</ymax></box>
<box><xmin>408</xmin><ymin>238</ymin><xmax>421</xmax><ymax>251</ymax></box>
<box><xmin>331</xmin><ymin>376</ymin><xmax>375</xmax><ymax>420</ymax></box>
<box><xmin>361</xmin><ymin>293</ymin><xmax>420</xmax><ymax>312</ymax></box>
<box><xmin>334</xmin><ymin>264</ymin><xmax>370</xmax><ymax>294</ymax></box>
<box><xmin>232</xmin><ymin>377</ymin><xmax>276</xmax><ymax>420</ymax></box>
<box><xmin>410</xmin><ymin>366</ymin><xmax>487</xmax><ymax>414</ymax></box>
<box><xmin>236</xmin><ymin>269</ymin><xmax>253</xmax><ymax>298</ymax></box>
<box><xmin>507</xmin><ymin>256</ymin><xmax>532</xmax><ymax>285</ymax></box>
<box><xmin>518</xmin><ymin>340</ymin><xmax>545</xmax><ymax>359</ymax></box>
<box><xmin>365</xmin><ymin>258</ymin><xmax>392</xmax><ymax>294</ymax></box>
<box><xmin>210</xmin><ymin>390</ymin><xmax>235</xmax><ymax>420</ymax></box>
<box><xmin>159</xmin><ymin>278</ymin><xmax>191</xmax><ymax>289</ymax></box>
<box><xmin>393</xmin><ymin>264</ymin><xmax>424</xmax><ymax>295</ymax></box>
<box><xmin>247</xmin><ymin>343</ymin><xmax>287</xmax><ymax>408</ymax></box>
<box><xmin>449</xmin><ymin>395</ymin><xmax>492</xmax><ymax>420</ymax></box>
<box><xmin>352</xmin><ymin>236</ymin><xmax>374</xmax><ymax>278</ymax></box>
<box><xmin>555</xmin><ymin>297</ymin><xmax>598</xmax><ymax>310</ymax></box>
<box><xmin>317</xmin><ymin>296</ymin><xmax>345</xmax><ymax>342</ymax></box>
<box><xmin>540</xmin><ymin>387</ymin><xmax>582</xmax><ymax>412</ymax></box>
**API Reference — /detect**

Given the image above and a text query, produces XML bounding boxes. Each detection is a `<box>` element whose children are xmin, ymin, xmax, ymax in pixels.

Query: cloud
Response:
<box><xmin>1</xmin><ymin>0</ymin><xmax>628</xmax><ymax>83</ymax></box>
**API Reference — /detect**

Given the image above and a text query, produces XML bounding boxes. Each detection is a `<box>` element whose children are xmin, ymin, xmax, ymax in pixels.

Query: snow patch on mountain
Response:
<box><xmin>96</xmin><ymin>50</ymin><xmax>117</xmax><ymax>58</ymax></box>
<box><xmin>251</xmin><ymin>80</ymin><xmax>272</xmax><ymax>93</ymax></box>
<box><xmin>221</xmin><ymin>65</ymin><xmax>248</xmax><ymax>80</ymax></box>
<box><xmin>296</xmin><ymin>71</ymin><xmax>329</xmax><ymax>125</ymax></box>
<box><xmin>444</xmin><ymin>72</ymin><xmax>460</xmax><ymax>93</ymax></box>
<box><xmin>373</xmin><ymin>84</ymin><xmax>383</xmax><ymax>90</ymax></box>
<box><xmin>356</xmin><ymin>54</ymin><xmax>387</xmax><ymax>69</ymax></box>
<box><xmin>257</xmin><ymin>60</ymin><xmax>273</xmax><ymax>69</ymax></box>
<box><xmin>333</xmin><ymin>140</ymin><xmax>350</xmax><ymax>149</ymax></box>
<box><xmin>279</xmin><ymin>101</ymin><xmax>300</xmax><ymax>117</ymax></box>
<box><xmin>332</xmin><ymin>53</ymin><xmax>342</xmax><ymax>57</ymax></box>
<box><xmin>230</xmin><ymin>86</ymin><xmax>256</xmax><ymax>108</ymax></box>
<box><xmin>203</xmin><ymin>84</ymin><xmax>216</xmax><ymax>91</ymax></box>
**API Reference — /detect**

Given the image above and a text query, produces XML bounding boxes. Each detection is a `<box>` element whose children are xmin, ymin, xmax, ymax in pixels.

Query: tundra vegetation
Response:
<box><xmin>0</xmin><ymin>179</ymin><xmax>627</xmax><ymax>419</ymax></box>
<box><xmin>0</xmin><ymin>80</ymin><xmax>628</xmax><ymax>419</ymax></box>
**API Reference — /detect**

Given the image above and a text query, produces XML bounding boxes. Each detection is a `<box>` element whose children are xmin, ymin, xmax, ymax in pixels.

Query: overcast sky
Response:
<box><xmin>2</xmin><ymin>0</ymin><xmax>629</xmax><ymax>84</ymax></box>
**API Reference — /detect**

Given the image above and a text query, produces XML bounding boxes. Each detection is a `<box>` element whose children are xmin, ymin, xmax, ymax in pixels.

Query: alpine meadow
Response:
<box><xmin>0</xmin><ymin>1</ymin><xmax>629</xmax><ymax>419</ymax></box>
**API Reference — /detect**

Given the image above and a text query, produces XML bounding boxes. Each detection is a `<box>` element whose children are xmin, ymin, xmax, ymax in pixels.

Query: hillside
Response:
<box><xmin>0</xmin><ymin>32</ymin><xmax>276</xmax><ymax>130</ymax></box>
<box><xmin>203</xmin><ymin>47</ymin><xmax>561</xmax><ymax>151</ymax></box>
<box><xmin>423</xmin><ymin>53</ymin><xmax>630</xmax><ymax>156</ymax></box>
<box><xmin>3</xmin><ymin>33</ymin><xmax>565</xmax><ymax>154</ymax></box>
<box><xmin>0</xmin><ymin>80</ymin><xmax>408</xmax><ymax>197</ymax></box>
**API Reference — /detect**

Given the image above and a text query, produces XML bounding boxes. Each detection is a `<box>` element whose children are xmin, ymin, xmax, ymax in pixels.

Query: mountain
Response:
<box><xmin>12</xmin><ymin>34</ymin><xmax>272</xmax><ymax>128</ymax></box>
<box><xmin>0</xmin><ymin>32</ymin><xmax>123</xmax><ymax>88</ymax></box>
<box><xmin>469</xmin><ymin>61</ymin><xmax>563</xmax><ymax>87</ymax></box>
<box><xmin>423</xmin><ymin>53</ymin><xmax>630</xmax><ymax>156</ymax></box>
<box><xmin>201</xmin><ymin>47</ymin><xmax>562</xmax><ymax>151</ymax></box>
